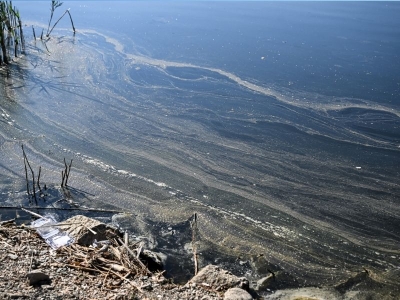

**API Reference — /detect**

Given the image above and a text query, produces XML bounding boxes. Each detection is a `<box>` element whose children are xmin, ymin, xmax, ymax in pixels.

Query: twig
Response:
<box><xmin>66</xmin><ymin>158</ymin><xmax>72</xmax><ymax>185</ymax></box>
<box><xmin>20</xmin><ymin>207</ymin><xmax>44</xmax><ymax>219</ymax></box>
<box><xmin>117</xmin><ymin>237</ymin><xmax>150</xmax><ymax>274</ymax></box>
<box><xmin>21</xmin><ymin>145</ymin><xmax>37</xmax><ymax>204</ymax></box>
<box><xmin>67</xmin><ymin>10</ymin><xmax>76</xmax><ymax>33</ymax></box>
<box><xmin>0</xmin><ymin>218</ymin><xmax>15</xmax><ymax>226</ymax></box>
<box><xmin>32</xmin><ymin>26</ymin><xmax>36</xmax><ymax>40</ymax></box>
<box><xmin>37</xmin><ymin>166</ymin><xmax>42</xmax><ymax>192</ymax></box>
<box><xmin>32</xmin><ymin>221</ymin><xmax>83</xmax><ymax>228</ymax></box>
<box><xmin>23</xmin><ymin>153</ymin><xmax>30</xmax><ymax>197</ymax></box>
<box><xmin>0</xmin><ymin>205</ymin><xmax>126</xmax><ymax>214</ymax></box>
<box><xmin>61</xmin><ymin>171</ymin><xmax>65</xmax><ymax>187</ymax></box>
<box><xmin>66</xmin><ymin>264</ymin><xmax>100</xmax><ymax>273</ymax></box>
<box><xmin>136</xmin><ymin>242</ymin><xmax>143</xmax><ymax>259</ymax></box>
<box><xmin>102</xmin><ymin>267</ymin><xmax>111</xmax><ymax>288</ymax></box>
<box><xmin>191</xmin><ymin>213</ymin><xmax>198</xmax><ymax>275</ymax></box>
<box><xmin>84</xmin><ymin>225</ymin><xmax>97</xmax><ymax>235</ymax></box>
<box><xmin>61</xmin><ymin>158</ymin><xmax>73</xmax><ymax>187</ymax></box>
<box><xmin>97</xmin><ymin>265</ymin><xmax>141</xmax><ymax>291</ymax></box>
<box><xmin>63</xmin><ymin>158</ymin><xmax>68</xmax><ymax>186</ymax></box>
<box><xmin>47</xmin><ymin>9</ymin><xmax>74</xmax><ymax>37</ymax></box>
<box><xmin>124</xmin><ymin>231</ymin><xmax>129</xmax><ymax>246</ymax></box>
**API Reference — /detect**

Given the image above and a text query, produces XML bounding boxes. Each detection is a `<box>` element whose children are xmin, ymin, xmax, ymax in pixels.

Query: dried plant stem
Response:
<box><xmin>20</xmin><ymin>207</ymin><xmax>44</xmax><ymax>219</ymax></box>
<box><xmin>61</xmin><ymin>158</ymin><xmax>73</xmax><ymax>187</ymax></box>
<box><xmin>23</xmin><ymin>151</ymin><xmax>30</xmax><ymax>196</ymax></box>
<box><xmin>47</xmin><ymin>8</ymin><xmax>75</xmax><ymax>37</ymax></box>
<box><xmin>0</xmin><ymin>205</ymin><xmax>125</xmax><ymax>214</ymax></box>
<box><xmin>191</xmin><ymin>213</ymin><xmax>199</xmax><ymax>275</ymax></box>
<box><xmin>37</xmin><ymin>166</ymin><xmax>42</xmax><ymax>192</ymax></box>
<box><xmin>67</xmin><ymin>10</ymin><xmax>75</xmax><ymax>33</ymax></box>
<box><xmin>32</xmin><ymin>26</ymin><xmax>36</xmax><ymax>40</ymax></box>
<box><xmin>22</xmin><ymin>145</ymin><xmax>37</xmax><ymax>204</ymax></box>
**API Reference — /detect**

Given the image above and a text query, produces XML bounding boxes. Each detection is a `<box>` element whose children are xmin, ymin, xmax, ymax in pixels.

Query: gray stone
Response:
<box><xmin>8</xmin><ymin>254</ymin><xmax>18</xmax><ymax>260</ymax></box>
<box><xmin>189</xmin><ymin>265</ymin><xmax>249</xmax><ymax>291</ymax></box>
<box><xmin>224</xmin><ymin>288</ymin><xmax>253</xmax><ymax>300</ymax></box>
<box><xmin>58</xmin><ymin>215</ymin><xmax>118</xmax><ymax>246</ymax></box>
<box><xmin>26</xmin><ymin>270</ymin><xmax>50</xmax><ymax>285</ymax></box>
<box><xmin>255</xmin><ymin>274</ymin><xmax>274</xmax><ymax>291</ymax></box>
<box><xmin>140</xmin><ymin>250</ymin><xmax>166</xmax><ymax>271</ymax></box>
<box><xmin>255</xmin><ymin>271</ymin><xmax>299</xmax><ymax>290</ymax></box>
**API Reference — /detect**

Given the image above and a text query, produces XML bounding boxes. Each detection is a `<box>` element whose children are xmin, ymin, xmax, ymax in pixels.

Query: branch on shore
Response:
<box><xmin>0</xmin><ymin>205</ymin><xmax>126</xmax><ymax>214</ymax></box>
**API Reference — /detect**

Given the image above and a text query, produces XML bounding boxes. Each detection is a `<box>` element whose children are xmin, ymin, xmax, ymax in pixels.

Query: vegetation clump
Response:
<box><xmin>0</xmin><ymin>0</ymin><xmax>76</xmax><ymax>65</ymax></box>
<box><xmin>0</xmin><ymin>0</ymin><xmax>24</xmax><ymax>64</ymax></box>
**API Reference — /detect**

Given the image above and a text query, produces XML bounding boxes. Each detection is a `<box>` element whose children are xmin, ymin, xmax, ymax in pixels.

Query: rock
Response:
<box><xmin>224</xmin><ymin>288</ymin><xmax>253</xmax><ymax>300</ymax></box>
<box><xmin>140</xmin><ymin>249</ymin><xmax>166</xmax><ymax>272</ymax></box>
<box><xmin>255</xmin><ymin>274</ymin><xmax>274</xmax><ymax>291</ymax></box>
<box><xmin>58</xmin><ymin>215</ymin><xmax>121</xmax><ymax>246</ymax></box>
<box><xmin>26</xmin><ymin>270</ymin><xmax>50</xmax><ymax>285</ymax></box>
<box><xmin>335</xmin><ymin>269</ymin><xmax>370</xmax><ymax>293</ymax></box>
<box><xmin>8</xmin><ymin>254</ymin><xmax>18</xmax><ymax>260</ymax></box>
<box><xmin>255</xmin><ymin>271</ymin><xmax>299</xmax><ymax>290</ymax></box>
<box><xmin>189</xmin><ymin>265</ymin><xmax>249</xmax><ymax>292</ymax></box>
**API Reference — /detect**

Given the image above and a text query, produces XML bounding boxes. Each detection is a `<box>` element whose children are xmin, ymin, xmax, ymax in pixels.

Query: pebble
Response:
<box><xmin>26</xmin><ymin>270</ymin><xmax>50</xmax><ymax>285</ymax></box>
<box><xmin>224</xmin><ymin>288</ymin><xmax>253</xmax><ymax>300</ymax></box>
<box><xmin>8</xmin><ymin>254</ymin><xmax>18</xmax><ymax>260</ymax></box>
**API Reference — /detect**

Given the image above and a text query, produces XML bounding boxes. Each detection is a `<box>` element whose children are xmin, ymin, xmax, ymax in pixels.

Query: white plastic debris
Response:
<box><xmin>31</xmin><ymin>214</ymin><xmax>74</xmax><ymax>250</ymax></box>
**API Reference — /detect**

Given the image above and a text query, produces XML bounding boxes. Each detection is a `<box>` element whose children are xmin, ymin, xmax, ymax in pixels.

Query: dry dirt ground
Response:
<box><xmin>0</xmin><ymin>220</ymin><xmax>223</xmax><ymax>300</ymax></box>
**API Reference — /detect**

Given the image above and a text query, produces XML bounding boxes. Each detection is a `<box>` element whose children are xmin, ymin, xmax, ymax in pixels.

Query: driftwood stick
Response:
<box><xmin>117</xmin><ymin>238</ymin><xmax>150</xmax><ymax>273</ymax></box>
<box><xmin>191</xmin><ymin>213</ymin><xmax>199</xmax><ymax>275</ymax></box>
<box><xmin>20</xmin><ymin>207</ymin><xmax>44</xmax><ymax>219</ymax></box>
<box><xmin>124</xmin><ymin>231</ymin><xmax>129</xmax><ymax>247</ymax></box>
<box><xmin>0</xmin><ymin>218</ymin><xmax>15</xmax><ymax>226</ymax></box>
<box><xmin>0</xmin><ymin>206</ymin><xmax>125</xmax><ymax>214</ymax></box>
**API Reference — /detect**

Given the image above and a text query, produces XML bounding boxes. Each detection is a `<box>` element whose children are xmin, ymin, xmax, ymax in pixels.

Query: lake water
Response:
<box><xmin>1</xmin><ymin>1</ymin><xmax>400</xmax><ymax>296</ymax></box>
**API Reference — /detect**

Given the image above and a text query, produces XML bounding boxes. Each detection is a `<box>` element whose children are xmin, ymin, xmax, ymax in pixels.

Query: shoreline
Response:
<box><xmin>1</xmin><ymin>212</ymin><xmax>399</xmax><ymax>300</ymax></box>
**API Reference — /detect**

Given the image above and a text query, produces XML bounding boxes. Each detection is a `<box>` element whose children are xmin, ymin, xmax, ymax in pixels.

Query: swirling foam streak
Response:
<box><xmin>81</xmin><ymin>29</ymin><xmax>400</xmax><ymax>119</ymax></box>
<box><xmin>65</xmin><ymin>146</ymin><xmax>294</xmax><ymax>239</ymax></box>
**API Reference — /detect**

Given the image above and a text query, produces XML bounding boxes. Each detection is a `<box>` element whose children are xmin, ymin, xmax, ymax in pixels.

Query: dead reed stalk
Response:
<box><xmin>61</xmin><ymin>158</ymin><xmax>72</xmax><ymax>187</ymax></box>
<box><xmin>21</xmin><ymin>145</ymin><xmax>37</xmax><ymax>205</ymax></box>
<box><xmin>0</xmin><ymin>1</ymin><xmax>24</xmax><ymax>63</ymax></box>
<box><xmin>190</xmin><ymin>213</ymin><xmax>199</xmax><ymax>275</ymax></box>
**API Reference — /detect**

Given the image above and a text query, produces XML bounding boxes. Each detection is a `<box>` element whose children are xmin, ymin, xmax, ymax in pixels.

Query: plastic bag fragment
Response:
<box><xmin>31</xmin><ymin>214</ymin><xmax>74</xmax><ymax>250</ymax></box>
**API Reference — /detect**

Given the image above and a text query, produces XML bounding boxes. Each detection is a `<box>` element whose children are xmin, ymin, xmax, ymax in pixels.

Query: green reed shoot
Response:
<box><xmin>46</xmin><ymin>0</ymin><xmax>76</xmax><ymax>38</ymax></box>
<box><xmin>0</xmin><ymin>0</ymin><xmax>24</xmax><ymax>64</ymax></box>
